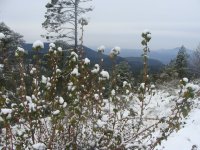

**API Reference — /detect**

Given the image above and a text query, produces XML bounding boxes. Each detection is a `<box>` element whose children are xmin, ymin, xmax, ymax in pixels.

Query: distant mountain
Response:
<box><xmin>22</xmin><ymin>43</ymin><xmax>49</xmax><ymax>53</ymax></box>
<box><xmin>83</xmin><ymin>46</ymin><xmax>126</xmax><ymax>71</ymax></box>
<box><xmin>22</xmin><ymin>43</ymin><xmax>126</xmax><ymax>71</ymax></box>
<box><xmin>102</xmin><ymin>47</ymin><xmax>193</xmax><ymax>64</ymax></box>
<box><xmin>22</xmin><ymin>43</ymin><xmax>164</xmax><ymax>74</ymax></box>
<box><xmin>125</xmin><ymin>57</ymin><xmax>164</xmax><ymax>75</ymax></box>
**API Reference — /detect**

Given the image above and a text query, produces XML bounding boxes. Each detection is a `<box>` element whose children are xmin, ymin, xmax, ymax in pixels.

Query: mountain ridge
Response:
<box><xmin>22</xmin><ymin>43</ymin><xmax>164</xmax><ymax>75</ymax></box>
<box><xmin>98</xmin><ymin>47</ymin><xmax>193</xmax><ymax>64</ymax></box>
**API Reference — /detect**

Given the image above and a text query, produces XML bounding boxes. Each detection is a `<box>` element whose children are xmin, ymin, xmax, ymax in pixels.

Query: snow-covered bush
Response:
<box><xmin>0</xmin><ymin>32</ymin><xmax>199</xmax><ymax>150</ymax></box>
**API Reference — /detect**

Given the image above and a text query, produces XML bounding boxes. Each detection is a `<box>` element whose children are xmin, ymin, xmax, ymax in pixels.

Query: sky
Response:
<box><xmin>0</xmin><ymin>0</ymin><xmax>200</xmax><ymax>50</ymax></box>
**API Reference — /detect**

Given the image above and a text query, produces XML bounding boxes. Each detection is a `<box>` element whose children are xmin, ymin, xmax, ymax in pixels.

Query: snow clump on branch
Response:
<box><xmin>15</xmin><ymin>47</ymin><xmax>25</xmax><ymax>57</ymax></box>
<box><xmin>71</xmin><ymin>52</ymin><xmax>78</xmax><ymax>62</ymax></box>
<box><xmin>57</xmin><ymin>47</ymin><xmax>62</xmax><ymax>52</ymax></box>
<box><xmin>79</xmin><ymin>17</ymin><xmax>88</xmax><ymax>26</ymax></box>
<box><xmin>49</xmin><ymin>43</ymin><xmax>56</xmax><ymax>48</ymax></box>
<box><xmin>0</xmin><ymin>33</ymin><xmax>5</xmax><ymax>40</ymax></box>
<box><xmin>110</xmin><ymin>46</ymin><xmax>121</xmax><ymax>58</ymax></box>
<box><xmin>32</xmin><ymin>143</ymin><xmax>46</xmax><ymax>150</ymax></box>
<box><xmin>91</xmin><ymin>64</ymin><xmax>100</xmax><ymax>74</ymax></box>
<box><xmin>98</xmin><ymin>45</ymin><xmax>105</xmax><ymax>53</ymax></box>
<box><xmin>33</xmin><ymin>40</ymin><xmax>44</xmax><ymax>50</ymax></box>
<box><xmin>84</xmin><ymin>58</ymin><xmax>90</xmax><ymax>65</ymax></box>
<box><xmin>71</xmin><ymin>66</ymin><xmax>80</xmax><ymax>76</ymax></box>
<box><xmin>99</xmin><ymin>70</ymin><xmax>109</xmax><ymax>80</ymax></box>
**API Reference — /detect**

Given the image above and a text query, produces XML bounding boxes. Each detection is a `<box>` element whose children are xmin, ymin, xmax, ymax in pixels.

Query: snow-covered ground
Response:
<box><xmin>157</xmin><ymin>100</ymin><xmax>200</xmax><ymax>150</ymax></box>
<box><xmin>1</xmin><ymin>80</ymin><xmax>199</xmax><ymax>149</ymax></box>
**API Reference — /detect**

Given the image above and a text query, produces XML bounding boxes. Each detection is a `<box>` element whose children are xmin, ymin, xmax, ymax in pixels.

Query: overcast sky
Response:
<box><xmin>0</xmin><ymin>0</ymin><xmax>200</xmax><ymax>50</ymax></box>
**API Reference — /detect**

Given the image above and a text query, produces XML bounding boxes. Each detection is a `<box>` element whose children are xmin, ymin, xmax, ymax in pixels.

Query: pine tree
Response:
<box><xmin>0</xmin><ymin>22</ymin><xmax>24</xmax><ymax>91</ymax></box>
<box><xmin>191</xmin><ymin>43</ymin><xmax>200</xmax><ymax>76</ymax></box>
<box><xmin>42</xmin><ymin>0</ymin><xmax>92</xmax><ymax>51</ymax></box>
<box><xmin>114</xmin><ymin>61</ymin><xmax>134</xmax><ymax>88</ymax></box>
<box><xmin>175</xmin><ymin>46</ymin><xmax>188</xmax><ymax>78</ymax></box>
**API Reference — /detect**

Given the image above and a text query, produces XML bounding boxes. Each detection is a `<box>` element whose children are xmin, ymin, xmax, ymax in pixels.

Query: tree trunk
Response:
<box><xmin>74</xmin><ymin>0</ymin><xmax>78</xmax><ymax>52</ymax></box>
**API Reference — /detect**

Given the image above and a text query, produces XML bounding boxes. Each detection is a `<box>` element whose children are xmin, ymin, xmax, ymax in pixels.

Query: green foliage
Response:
<box><xmin>0</xmin><ymin>23</ymin><xmax>25</xmax><ymax>92</ymax></box>
<box><xmin>191</xmin><ymin>43</ymin><xmax>200</xmax><ymax>76</ymax></box>
<box><xmin>175</xmin><ymin>46</ymin><xmax>188</xmax><ymax>78</ymax></box>
<box><xmin>113</xmin><ymin>61</ymin><xmax>134</xmax><ymax>88</ymax></box>
<box><xmin>0</xmin><ymin>22</ymin><xmax>24</xmax><ymax>52</ymax></box>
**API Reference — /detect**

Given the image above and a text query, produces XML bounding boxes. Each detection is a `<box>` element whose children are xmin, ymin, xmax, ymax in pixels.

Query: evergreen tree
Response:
<box><xmin>175</xmin><ymin>46</ymin><xmax>188</xmax><ymax>78</ymax></box>
<box><xmin>114</xmin><ymin>61</ymin><xmax>134</xmax><ymax>88</ymax></box>
<box><xmin>0</xmin><ymin>22</ymin><xmax>24</xmax><ymax>91</ymax></box>
<box><xmin>42</xmin><ymin>0</ymin><xmax>92</xmax><ymax>51</ymax></box>
<box><xmin>0</xmin><ymin>22</ymin><xmax>24</xmax><ymax>52</ymax></box>
<box><xmin>191</xmin><ymin>43</ymin><xmax>200</xmax><ymax>76</ymax></box>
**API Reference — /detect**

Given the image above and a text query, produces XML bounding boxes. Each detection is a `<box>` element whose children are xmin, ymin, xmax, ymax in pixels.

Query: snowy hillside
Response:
<box><xmin>157</xmin><ymin>100</ymin><xmax>200</xmax><ymax>150</ymax></box>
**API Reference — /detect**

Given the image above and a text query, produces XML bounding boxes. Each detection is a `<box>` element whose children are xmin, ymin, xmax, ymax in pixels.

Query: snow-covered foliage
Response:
<box><xmin>110</xmin><ymin>46</ymin><xmax>121</xmax><ymax>58</ymax></box>
<box><xmin>157</xmin><ymin>104</ymin><xmax>200</xmax><ymax>150</ymax></box>
<box><xmin>49</xmin><ymin>42</ymin><xmax>55</xmax><ymax>48</ymax></box>
<box><xmin>57</xmin><ymin>47</ymin><xmax>62</xmax><ymax>52</ymax></box>
<box><xmin>0</xmin><ymin>32</ymin><xmax>200</xmax><ymax>150</ymax></box>
<box><xmin>0</xmin><ymin>32</ymin><xmax>5</xmax><ymax>39</ymax></box>
<box><xmin>98</xmin><ymin>45</ymin><xmax>105</xmax><ymax>53</ymax></box>
<box><xmin>99</xmin><ymin>70</ymin><xmax>110</xmax><ymax>80</ymax></box>
<box><xmin>32</xmin><ymin>143</ymin><xmax>46</xmax><ymax>150</ymax></box>
<box><xmin>79</xmin><ymin>17</ymin><xmax>89</xmax><ymax>26</ymax></box>
<box><xmin>32</xmin><ymin>40</ymin><xmax>44</xmax><ymax>50</ymax></box>
<box><xmin>84</xmin><ymin>57</ymin><xmax>90</xmax><ymax>65</ymax></box>
<box><xmin>91</xmin><ymin>64</ymin><xmax>100</xmax><ymax>73</ymax></box>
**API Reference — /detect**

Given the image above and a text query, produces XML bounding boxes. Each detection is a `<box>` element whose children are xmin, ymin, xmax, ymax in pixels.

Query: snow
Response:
<box><xmin>26</xmin><ymin>96</ymin><xmax>32</xmax><ymax>102</ymax></box>
<box><xmin>123</xmin><ymin>81</ymin><xmax>128</xmax><ymax>87</ymax></box>
<box><xmin>151</xmin><ymin>84</ymin><xmax>156</xmax><ymax>89</ymax></box>
<box><xmin>32</xmin><ymin>143</ymin><xmax>46</xmax><ymax>150</ymax></box>
<box><xmin>0</xmin><ymin>108</ymin><xmax>12</xmax><ymax>115</ymax></box>
<box><xmin>52</xmin><ymin>110</ymin><xmax>60</xmax><ymax>115</ymax></box>
<box><xmin>91</xmin><ymin>64</ymin><xmax>100</xmax><ymax>74</ymax></box>
<box><xmin>110</xmin><ymin>46</ymin><xmax>121</xmax><ymax>56</ymax></box>
<box><xmin>49</xmin><ymin>47</ymin><xmax>53</xmax><ymax>52</ymax></box>
<box><xmin>157</xmin><ymin>105</ymin><xmax>200</xmax><ymax>150</ymax></box>
<box><xmin>49</xmin><ymin>43</ymin><xmax>55</xmax><ymax>48</ymax></box>
<box><xmin>84</xmin><ymin>57</ymin><xmax>90</xmax><ymax>65</ymax></box>
<box><xmin>0</xmin><ymin>61</ymin><xmax>199</xmax><ymax>150</ymax></box>
<box><xmin>15</xmin><ymin>47</ymin><xmax>25</xmax><ymax>56</ymax></box>
<box><xmin>94</xmin><ymin>94</ymin><xmax>99</xmax><ymax>100</ymax></box>
<box><xmin>56</xmin><ymin>68</ymin><xmax>61</xmax><ymax>73</ymax></box>
<box><xmin>59</xmin><ymin>97</ymin><xmax>64</xmax><ymax>104</ymax></box>
<box><xmin>183</xmin><ymin>77</ymin><xmax>189</xmax><ymax>83</ymax></box>
<box><xmin>147</xmin><ymin>34</ymin><xmax>152</xmax><ymax>39</ymax></box>
<box><xmin>0</xmin><ymin>64</ymin><xmax>4</xmax><ymax>69</ymax></box>
<box><xmin>0</xmin><ymin>32</ymin><xmax>5</xmax><ymax>39</ymax></box>
<box><xmin>71</xmin><ymin>67</ymin><xmax>80</xmax><ymax>76</ymax></box>
<box><xmin>17</xmin><ymin>47</ymin><xmax>25</xmax><ymax>53</ymax></box>
<box><xmin>30</xmin><ymin>67</ymin><xmax>36</xmax><ymax>74</ymax></box>
<box><xmin>143</xmin><ymin>29</ymin><xmax>150</xmax><ymax>34</ymax></box>
<box><xmin>63</xmin><ymin>102</ymin><xmax>67</xmax><ymax>108</ymax></box>
<box><xmin>71</xmin><ymin>51</ymin><xmax>78</xmax><ymax>61</ymax></box>
<box><xmin>97</xmin><ymin>45</ymin><xmax>105</xmax><ymax>53</ymax></box>
<box><xmin>54</xmin><ymin>50</ymin><xmax>57</xmax><ymax>55</ymax></box>
<box><xmin>186</xmin><ymin>83</ymin><xmax>200</xmax><ymax>92</ymax></box>
<box><xmin>99</xmin><ymin>70</ymin><xmax>109</xmax><ymax>80</ymax></box>
<box><xmin>79</xmin><ymin>17</ymin><xmax>88</xmax><ymax>26</ymax></box>
<box><xmin>57</xmin><ymin>47</ymin><xmax>62</xmax><ymax>52</ymax></box>
<box><xmin>111</xmin><ymin>89</ymin><xmax>115</xmax><ymax>96</ymax></box>
<box><xmin>140</xmin><ymin>83</ymin><xmax>145</xmax><ymax>89</ymax></box>
<box><xmin>33</xmin><ymin>40</ymin><xmax>44</xmax><ymax>49</ymax></box>
<box><xmin>41</xmin><ymin>75</ymin><xmax>48</xmax><ymax>84</ymax></box>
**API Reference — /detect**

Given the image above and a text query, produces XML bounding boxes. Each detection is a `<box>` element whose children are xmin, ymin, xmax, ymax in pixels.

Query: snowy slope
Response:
<box><xmin>157</xmin><ymin>99</ymin><xmax>200</xmax><ymax>150</ymax></box>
